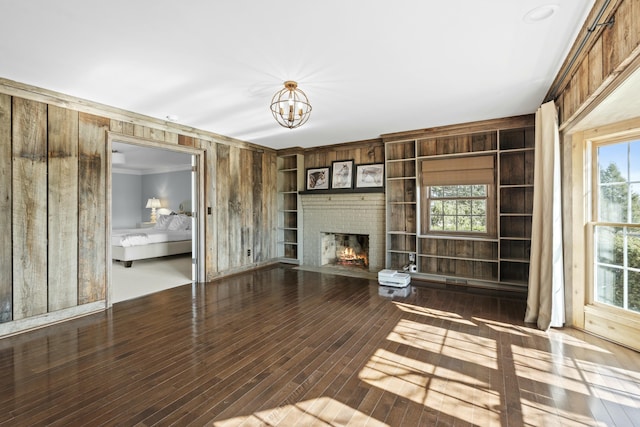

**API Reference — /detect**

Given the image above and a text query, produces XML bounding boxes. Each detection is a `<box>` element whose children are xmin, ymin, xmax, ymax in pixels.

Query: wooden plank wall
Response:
<box><xmin>550</xmin><ymin>0</ymin><xmax>639</xmax><ymax>331</ymax></box>
<box><xmin>47</xmin><ymin>105</ymin><xmax>79</xmax><ymax>311</ymax></box>
<box><xmin>216</xmin><ymin>144</ymin><xmax>230</xmax><ymax>272</ymax></box>
<box><xmin>0</xmin><ymin>94</ymin><xmax>12</xmax><ymax>322</ymax></box>
<box><xmin>203</xmin><ymin>140</ymin><xmax>218</xmax><ymax>277</ymax></box>
<box><xmin>552</xmin><ymin>0</ymin><xmax>640</xmax><ymax>127</ymax></box>
<box><xmin>303</xmin><ymin>139</ymin><xmax>384</xmax><ymax>169</ymax></box>
<box><xmin>78</xmin><ymin>113</ymin><xmax>109</xmax><ymax>304</ymax></box>
<box><xmin>0</xmin><ymin>88</ymin><xmax>278</xmax><ymax>329</ymax></box>
<box><xmin>253</xmin><ymin>150</ymin><xmax>277</xmax><ymax>263</ymax></box>
<box><xmin>12</xmin><ymin>98</ymin><xmax>47</xmax><ymax>320</ymax></box>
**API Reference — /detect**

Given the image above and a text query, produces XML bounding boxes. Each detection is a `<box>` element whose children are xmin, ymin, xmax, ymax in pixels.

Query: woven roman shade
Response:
<box><xmin>421</xmin><ymin>155</ymin><xmax>494</xmax><ymax>186</ymax></box>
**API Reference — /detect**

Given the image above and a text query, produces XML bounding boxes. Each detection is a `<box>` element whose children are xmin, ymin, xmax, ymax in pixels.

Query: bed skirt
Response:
<box><xmin>112</xmin><ymin>240</ymin><xmax>192</xmax><ymax>267</ymax></box>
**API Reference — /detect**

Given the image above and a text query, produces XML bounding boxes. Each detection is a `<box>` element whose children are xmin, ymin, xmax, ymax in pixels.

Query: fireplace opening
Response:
<box><xmin>321</xmin><ymin>233</ymin><xmax>369</xmax><ymax>270</ymax></box>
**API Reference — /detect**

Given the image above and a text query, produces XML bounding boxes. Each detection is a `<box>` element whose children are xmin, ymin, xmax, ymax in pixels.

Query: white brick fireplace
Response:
<box><xmin>300</xmin><ymin>193</ymin><xmax>385</xmax><ymax>271</ymax></box>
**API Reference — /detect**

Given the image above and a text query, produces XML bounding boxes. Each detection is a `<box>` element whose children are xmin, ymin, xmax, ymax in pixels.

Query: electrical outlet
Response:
<box><xmin>409</xmin><ymin>252</ymin><xmax>416</xmax><ymax>263</ymax></box>
<box><xmin>247</xmin><ymin>249</ymin><xmax>251</xmax><ymax>257</ymax></box>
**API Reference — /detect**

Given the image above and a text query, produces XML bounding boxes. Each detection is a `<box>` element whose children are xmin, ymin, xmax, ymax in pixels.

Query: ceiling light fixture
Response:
<box><xmin>524</xmin><ymin>5</ymin><xmax>558</xmax><ymax>23</ymax></box>
<box><xmin>270</xmin><ymin>81</ymin><xmax>312</xmax><ymax>129</ymax></box>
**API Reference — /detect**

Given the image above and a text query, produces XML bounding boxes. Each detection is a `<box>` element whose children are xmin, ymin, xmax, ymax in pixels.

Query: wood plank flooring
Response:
<box><xmin>1</xmin><ymin>265</ymin><xmax>639</xmax><ymax>426</ymax></box>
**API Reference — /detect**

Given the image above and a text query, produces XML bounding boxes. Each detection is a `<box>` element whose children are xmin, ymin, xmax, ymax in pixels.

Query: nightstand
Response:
<box><xmin>137</xmin><ymin>222</ymin><xmax>155</xmax><ymax>228</ymax></box>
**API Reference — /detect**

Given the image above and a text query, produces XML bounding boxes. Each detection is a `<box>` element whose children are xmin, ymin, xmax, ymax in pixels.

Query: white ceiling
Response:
<box><xmin>0</xmin><ymin>1</ymin><xmax>595</xmax><ymax>150</ymax></box>
<box><xmin>111</xmin><ymin>141</ymin><xmax>192</xmax><ymax>174</ymax></box>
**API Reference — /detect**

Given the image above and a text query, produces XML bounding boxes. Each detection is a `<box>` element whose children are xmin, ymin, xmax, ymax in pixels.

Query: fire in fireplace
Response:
<box><xmin>321</xmin><ymin>233</ymin><xmax>369</xmax><ymax>269</ymax></box>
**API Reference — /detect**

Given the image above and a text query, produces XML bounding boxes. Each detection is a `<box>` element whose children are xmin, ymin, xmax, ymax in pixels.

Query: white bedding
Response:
<box><xmin>112</xmin><ymin>228</ymin><xmax>192</xmax><ymax>247</ymax></box>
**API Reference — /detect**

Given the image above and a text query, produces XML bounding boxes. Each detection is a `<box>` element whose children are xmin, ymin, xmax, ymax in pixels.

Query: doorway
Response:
<box><xmin>107</xmin><ymin>133</ymin><xmax>205</xmax><ymax>305</ymax></box>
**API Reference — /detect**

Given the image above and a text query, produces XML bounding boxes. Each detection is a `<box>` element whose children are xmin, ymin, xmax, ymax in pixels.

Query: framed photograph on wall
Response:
<box><xmin>331</xmin><ymin>160</ymin><xmax>354</xmax><ymax>189</ymax></box>
<box><xmin>355</xmin><ymin>163</ymin><xmax>385</xmax><ymax>188</ymax></box>
<box><xmin>305</xmin><ymin>167</ymin><xmax>330</xmax><ymax>190</ymax></box>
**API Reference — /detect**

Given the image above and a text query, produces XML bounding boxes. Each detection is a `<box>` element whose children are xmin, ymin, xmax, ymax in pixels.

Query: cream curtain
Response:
<box><xmin>525</xmin><ymin>100</ymin><xmax>565</xmax><ymax>331</ymax></box>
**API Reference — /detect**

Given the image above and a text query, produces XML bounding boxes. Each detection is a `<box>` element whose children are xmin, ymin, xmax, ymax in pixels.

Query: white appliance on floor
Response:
<box><xmin>377</xmin><ymin>269</ymin><xmax>411</xmax><ymax>288</ymax></box>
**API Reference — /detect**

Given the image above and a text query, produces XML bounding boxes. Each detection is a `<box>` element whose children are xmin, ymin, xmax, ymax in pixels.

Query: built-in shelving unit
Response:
<box><xmin>276</xmin><ymin>151</ymin><xmax>304</xmax><ymax>263</ymax></box>
<box><xmin>384</xmin><ymin>118</ymin><xmax>534</xmax><ymax>292</ymax></box>
<box><xmin>497</xmin><ymin>127</ymin><xmax>535</xmax><ymax>286</ymax></box>
<box><xmin>386</xmin><ymin>141</ymin><xmax>417</xmax><ymax>270</ymax></box>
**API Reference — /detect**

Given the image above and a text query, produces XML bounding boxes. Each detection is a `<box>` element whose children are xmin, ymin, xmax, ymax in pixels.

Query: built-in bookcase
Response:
<box><xmin>385</xmin><ymin>141</ymin><xmax>417</xmax><ymax>270</ymax></box>
<box><xmin>384</xmin><ymin>117</ymin><xmax>535</xmax><ymax>292</ymax></box>
<box><xmin>276</xmin><ymin>152</ymin><xmax>304</xmax><ymax>263</ymax></box>
<box><xmin>497</xmin><ymin>127</ymin><xmax>534</xmax><ymax>286</ymax></box>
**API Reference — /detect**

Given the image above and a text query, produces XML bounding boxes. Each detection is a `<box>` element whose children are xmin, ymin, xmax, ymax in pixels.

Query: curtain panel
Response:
<box><xmin>525</xmin><ymin>100</ymin><xmax>565</xmax><ymax>331</ymax></box>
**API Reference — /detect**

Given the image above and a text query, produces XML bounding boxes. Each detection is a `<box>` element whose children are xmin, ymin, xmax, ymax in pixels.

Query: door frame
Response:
<box><xmin>105</xmin><ymin>132</ymin><xmax>206</xmax><ymax>308</ymax></box>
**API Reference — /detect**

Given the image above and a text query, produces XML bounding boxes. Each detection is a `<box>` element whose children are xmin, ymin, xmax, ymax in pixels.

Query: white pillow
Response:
<box><xmin>154</xmin><ymin>214</ymin><xmax>173</xmax><ymax>230</ymax></box>
<box><xmin>168</xmin><ymin>214</ymin><xmax>190</xmax><ymax>231</ymax></box>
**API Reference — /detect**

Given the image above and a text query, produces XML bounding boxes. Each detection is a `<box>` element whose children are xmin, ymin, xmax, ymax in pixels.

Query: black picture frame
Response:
<box><xmin>305</xmin><ymin>167</ymin><xmax>331</xmax><ymax>190</ymax></box>
<box><xmin>355</xmin><ymin>163</ymin><xmax>385</xmax><ymax>188</ymax></box>
<box><xmin>331</xmin><ymin>160</ymin><xmax>354</xmax><ymax>189</ymax></box>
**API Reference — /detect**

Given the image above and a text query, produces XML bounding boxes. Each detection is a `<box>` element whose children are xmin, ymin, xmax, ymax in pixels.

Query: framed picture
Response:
<box><xmin>305</xmin><ymin>167</ymin><xmax>331</xmax><ymax>190</ymax></box>
<box><xmin>331</xmin><ymin>160</ymin><xmax>354</xmax><ymax>189</ymax></box>
<box><xmin>355</xmin><ymin>163</ymin><xmax>385</xmax><ymax>188</ymax></box>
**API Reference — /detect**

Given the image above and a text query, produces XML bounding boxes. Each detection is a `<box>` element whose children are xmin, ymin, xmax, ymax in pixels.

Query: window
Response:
<box><xmin>593</xmin><ymin>139</ymin><xmax>640</xmax><ymax>313</ymax></box>
<box><xmin>428</xmin><ymin>185</ymin><xmax>487</xmax><ymax>232</ymax></box>
<box><xmin>421</xmin><ymin>155</ymin><xmax>495</xmax><ymax>236</ymax></box>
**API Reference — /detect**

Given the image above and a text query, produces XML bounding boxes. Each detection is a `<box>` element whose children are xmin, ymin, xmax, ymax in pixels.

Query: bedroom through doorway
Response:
<box><xmin>108</xmin><ymin>136</ymin><xmax>204</xmax><ymax>304</ymax></box>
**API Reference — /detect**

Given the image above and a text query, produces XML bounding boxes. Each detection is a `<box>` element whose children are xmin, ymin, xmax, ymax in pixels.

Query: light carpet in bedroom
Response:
<box><xmin>111</xmin><ymin>254</ymin><xmax>193</xmax><ymax>303</ymax></box>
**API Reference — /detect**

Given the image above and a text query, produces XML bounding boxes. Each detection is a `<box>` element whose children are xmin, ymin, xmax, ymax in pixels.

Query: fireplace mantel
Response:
<box><xmin>299</xmin><ymin>188</ymin><xmax>383</xmax><ymax>195</ymax></box>
<box><xmin>300</xmin><ymin>193</ymin><xmax>385</xmax><ymax>271</ymax></box>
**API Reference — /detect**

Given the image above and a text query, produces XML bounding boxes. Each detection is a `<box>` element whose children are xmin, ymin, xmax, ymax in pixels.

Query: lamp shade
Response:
<box><xmin>145</xmin><ymin>198</ymin><xmax>162</xmax><ymax>209</ymax></box>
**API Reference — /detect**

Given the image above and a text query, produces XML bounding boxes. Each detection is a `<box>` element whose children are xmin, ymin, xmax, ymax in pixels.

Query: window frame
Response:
<box><xmin>590</xmin><ymin>135</ymin><xmax>640</xmax><ymax>314</ymax></box>
<box><xmin>420</xmin><ymin>154</ymin><xmax>497</xmax><ymax>238</ymax></box>
<box><xmin>426</xmin><ymin>184</ymin><xmax>490</xmax><ymax>234</ymax></box>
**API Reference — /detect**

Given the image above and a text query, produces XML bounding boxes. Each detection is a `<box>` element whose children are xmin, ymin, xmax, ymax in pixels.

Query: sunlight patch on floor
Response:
<box><xmin>386</xmin><ymin>318</ymin><xmax>499</xmax><ymax>371</ymax></box>
<box><xmin>212</xmin><ymin>397</ymin><xmax>389</xmax><ymax>426</ymax></box>
<box><xmin>358</xmin><ymin>347</ymin><xmax>500</xmax><ymax>425</ymax></box>
<box><xmin>393</xmin><ymin>301</ymin><xmax>477</xmax><ymax>326</ymax></box>
<box><xmin>473</xmin><ymin>316</ymin><xmax>533</xmax><ymax>337</ymax></box>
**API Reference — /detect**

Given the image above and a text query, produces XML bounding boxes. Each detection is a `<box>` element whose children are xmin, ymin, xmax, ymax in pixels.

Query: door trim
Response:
<box><xmin>106</xmin><ymin>132</ymin><xmax>206</xmax><ymax>308</ymax></box>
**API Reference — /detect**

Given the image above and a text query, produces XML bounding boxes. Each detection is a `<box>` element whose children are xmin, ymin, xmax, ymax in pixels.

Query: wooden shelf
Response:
<box><xmin>418</xmin><ymin>254</ymin><xmax>499</xmax><ymax>263</ymax></box>
<box><xmin>386</xmin><ymin>176</ymin><xmax>417</xmax><ymax>181</ymax></box>
<box><xmin>277</xmin><ymin>153</ymin><xmax>304</xmax><ymax>263</ymax></box>
<box><xmin>384</xmin><ymin>120</ymin><xmax>535</xmax><ymax>291</ymax></box>
<box><xmin>418</xmin><ymin>234</ymin><xmax>498</xmax><ymax>242</ymax></box>
<box><xmin>417</xmin><ymin>131</ymin><xmax>497</xmax><ymax>156</ymax></box>
<box><xmin>298</xmin><ymin>188</ymin><xmax>384</xmax><ymax>195</ymax></box>
<box><xmin>497</xmin><ymin>127</ymin><xmax>534</xmax><ymax>288</ymax></box>
<box><xmin>388</xmin><ymin>249</ymin><xmax>415</xmax><ymax>253</ymax></box>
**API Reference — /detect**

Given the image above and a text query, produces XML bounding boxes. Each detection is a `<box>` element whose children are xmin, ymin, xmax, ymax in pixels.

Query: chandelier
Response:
<box><xmin>270</xmin><ymin>81</ymin><xmax>312</xmax><ymax>129</ymax></box>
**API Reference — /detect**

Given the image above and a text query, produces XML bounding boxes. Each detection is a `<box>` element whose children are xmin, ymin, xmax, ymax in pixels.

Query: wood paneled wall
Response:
<box><xmin>550</xmin><ymin>0</ymin><xmax>640</xmax><ymax>127</ymax></box>
<box><xmin>549</xmin><ymin>0</ymin><xmax>639</xmax><ymax>332</ymax></box>
<box><xmin>0</xmin><ymin>94</ymin><xmax>11</xmax><ymax>322</ymax></box>
<box><xmin>0</xmin><ymin>84</ymin><xmax>277</xmax><ymax>332</ymax></box>
<box><xmin>48</xmin><ymin>106</ymin><xmax>79</xmax><ymax>312</ymax></box>
<box><xmin>12</xmin><ymin>98</ymin><xmax>48</xmax><ymax>320</ymax></box>
<box><xmin>303</xmin><ymin>139</ymin><xmax>384</xmax><ymax>169</ymax></box>
<box><xmin>210</xmin><ymin>146</ymin><xmax>275</xmax><ymax>273</ymax></box>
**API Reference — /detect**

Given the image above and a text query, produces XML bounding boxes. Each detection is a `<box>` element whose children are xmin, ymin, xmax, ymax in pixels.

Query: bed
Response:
<box><xmin>112</xmin><ymin>213</ymin><xmax>192</xmax><ymax>268</ymax></box>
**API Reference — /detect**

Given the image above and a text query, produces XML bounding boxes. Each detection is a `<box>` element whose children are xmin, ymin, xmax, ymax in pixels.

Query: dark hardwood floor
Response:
<box><xmin>1</xmin><ymin>265</ymin><xmax>639</xmax><ymax>426</ymax></box>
